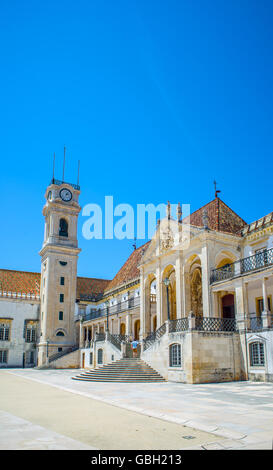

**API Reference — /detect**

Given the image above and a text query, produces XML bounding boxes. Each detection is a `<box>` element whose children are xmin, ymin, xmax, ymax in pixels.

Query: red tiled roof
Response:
<box><xmin>76</xmin><ymin>277</ymin><xmax>111</xmax><ymax>300</ymax></box>
<box><xmin>0</xmin><ymin>269</ymin><xmax>110</xmax><ymax>300</ymax></box>
<box><xmin>105</xmin><ymin>242</ymin><xmax>150</xmax><ymax>293</ymax></box>
<box><xmin>183</xmin><ymin>197</ymin><xmax>247</xmax><ymax>234</ymax></box>
<box><xmin>0</xmin><ymin>269</ymin><xmax>40</xmax><ymax>295</ymax></box>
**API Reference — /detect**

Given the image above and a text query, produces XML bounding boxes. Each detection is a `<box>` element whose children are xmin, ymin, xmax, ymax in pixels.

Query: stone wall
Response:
<box><xmin>142</xmin><ymin>330</ymin><xmax>246</xmax><ymax>383</ymax></box>
<box><xmin>0</xmin><ymin>299</ymin><xmax>39</xmax><ymax>368</ymax></box>
<box><xmin>47</xmin><ymin>349</ymin><xmax>80</xmax><ymax>369</ymax></box>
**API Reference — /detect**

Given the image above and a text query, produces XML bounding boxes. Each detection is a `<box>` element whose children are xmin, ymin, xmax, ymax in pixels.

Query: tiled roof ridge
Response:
<box><xmin>77</xmin><ymin>275</ymin><xmax>111</xmax><ymax>282</ymax></box>
<box><xmin>0</xmin><ymin>268</ymin><xmax>41</xmax><ymax>275</ymax></box>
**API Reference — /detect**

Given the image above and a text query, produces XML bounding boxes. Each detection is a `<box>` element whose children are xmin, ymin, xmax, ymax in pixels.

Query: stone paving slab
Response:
<box><xmin>3</xmin><ymin>368</ymin><xmax>273</xmax><ymax>450</ymax></box>
<box><xmin>0</xmin><ymin>410</ymin><xmax>95</xmax><ymax>450</ymax></box>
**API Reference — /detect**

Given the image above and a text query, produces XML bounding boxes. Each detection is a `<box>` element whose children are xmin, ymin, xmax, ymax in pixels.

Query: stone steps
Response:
<box><xmin>72</xmin><ymin>358</ymin><xmax>165</xmax><ymax>383</ymax></box>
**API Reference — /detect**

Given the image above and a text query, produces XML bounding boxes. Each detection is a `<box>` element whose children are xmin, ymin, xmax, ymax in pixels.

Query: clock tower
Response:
<box><xmin>37</xmin><ymin>177</ymin><xmax>81</xmax><ymax>366</ymax></box>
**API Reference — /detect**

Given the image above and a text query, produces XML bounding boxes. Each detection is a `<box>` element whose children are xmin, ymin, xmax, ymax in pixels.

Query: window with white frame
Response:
<box><xmin>169</xmin><ymin>343</ymin><xmax>181</xmax><ymax>367</ymax></box>
<box><xmin>250</xmin><ymin>342</ymin><xmax>265</xmax><ymax>366</ymax></box>
<box><xmin>0</xmin><ymin>323</ymin><xmax>10</xmax><ymax>341</ymax></box>
<box><xmin>25</xmin><ymin>324</ymin><xmax>36</xmax><ymax>343</ymax></box>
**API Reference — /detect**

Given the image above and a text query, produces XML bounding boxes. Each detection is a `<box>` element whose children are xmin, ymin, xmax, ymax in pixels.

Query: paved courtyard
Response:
<box><xmin>0</xmin><ymin>368</ymin><xmax>273</xmax><ymax>450</ymax></box>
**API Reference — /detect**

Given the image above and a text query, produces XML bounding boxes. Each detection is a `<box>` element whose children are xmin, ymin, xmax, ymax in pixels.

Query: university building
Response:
<box><xmin>0</xmin><ymin>177</ymin><xmax>272</xmax><ymax>383</ymax></box>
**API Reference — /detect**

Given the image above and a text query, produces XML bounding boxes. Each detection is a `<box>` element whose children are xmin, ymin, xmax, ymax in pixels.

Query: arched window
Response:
<box><xmin>97</xmin><ymin>348</ymin><xmax>103</xmax><ymax>365</ymax></box>
<box><xmin>169</xmin><ymin>343</ymin><xmax>181</xmax><ymax>367</ymax></box>
<box><xmin>56</xmin><ymin>331</ymin><xmax>65</xmax><ymax>337</ymax></box>
<box><xmin>59</xmin><ymin>218</ymin><xmax>68</xmax><ymax>237</ymax></box>
<box><xmin>250</xmin><ymin>342</ymin><xmax>265</xmax><ymax>366</ymax></box>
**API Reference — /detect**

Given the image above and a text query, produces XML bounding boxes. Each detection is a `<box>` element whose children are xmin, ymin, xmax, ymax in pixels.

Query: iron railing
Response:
<box><xmin>195</xmin><ymin>317</ymin><xmax>237</xmax><ymax>332</ymax></box>
<box><xmin>210</xmin><ymin>247</ymin><xmax>273</xmax><ymax>284</ymax></box>
<box><xmin>108</xmin><ymin>333</ymin><xmax>131</xmax><ymax>351</ymax></box>
<box><xmin>143</xmin><ymin>323</ymin><xmax>167</xmax><ymax>351</ymax></box>
<box><xmin>82</xmin><ymin>296</ymin><xmax>140</xmax><ymax>322</ymax></box>
<box><xmin>49</xmin><ymin>346</ymin><xmax>78</xmax><ymax>363</ymax></box>
<box><xmin>169</xmin><ymin>317</ymin><xmax>189</xmax><ymax>333</ymax></box>
<box><xmin>51</xmin><ymin>178</ymin><xmax>80</xmax><ymax>191</ymax></box>
<box><xmin>95</xmin><ymin>332</ymin><xmax>106</xmax><ymax>342</ymax></box>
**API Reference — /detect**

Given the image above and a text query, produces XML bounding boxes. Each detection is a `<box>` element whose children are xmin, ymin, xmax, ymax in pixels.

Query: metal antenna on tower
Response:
<box><xmin>62</xmin><ymin>145</ymin><xmax>66</xmax><ymax>182</ymax></box>
<box><xmin>77</xmin><ymin>160</ymin><xmax>80</xmax><ymax>186</ymax></box>
<box><xmin>52</xmin><ymin>152</ymin><xmax>55</xmax><ymax>181</ymax></box>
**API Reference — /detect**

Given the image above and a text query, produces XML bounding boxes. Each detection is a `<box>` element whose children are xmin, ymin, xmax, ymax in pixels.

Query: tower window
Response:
<box><xmin>59</xmin><ymin>311</ymin><xmax>64</xmax><ymax>321</ymax></box>
<box><xmin>56</xmin><ymin>331</ymin><xmax>65</xmax><ymax>337</ymax></box>
<box><xmin>59</xmin><ymin>218</ymin><xmax>68</xmax><ymax>237</ymax></box>
<box><xmin>60</xmin><ymin>277</ymin><xmax>65</xmax><ymax>286</ymax></box>
<box><xmin>60</xmin><ymin>294</ymin><xmax>64</xmax><ymax>303</ymax></box>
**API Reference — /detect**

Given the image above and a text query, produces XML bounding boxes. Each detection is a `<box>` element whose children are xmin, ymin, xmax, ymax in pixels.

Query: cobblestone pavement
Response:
<box><xmin>1</xmin><ymin>368</ymin><xmax>273</xmax><ymax>450</ymax></box>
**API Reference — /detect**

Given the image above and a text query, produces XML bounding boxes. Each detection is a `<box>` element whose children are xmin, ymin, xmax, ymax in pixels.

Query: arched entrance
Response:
<box><xmin>134</xmin><ymin>319</ymin><xmax>140</xmax><ymax>340</ymax></box>
<box><xmin>120</xmin><ymin>322</ymin><xmax>126</xmax><ymax>336</ymax></box>
<box><xmin>222</xmin><ymin>294</ymin><xmax>235</xmax><ymax>319</ymax></box>
<box><xmin>152</xmin><ymin>315</ymin><xmax>157</xmax><ymax>332</ymax></box>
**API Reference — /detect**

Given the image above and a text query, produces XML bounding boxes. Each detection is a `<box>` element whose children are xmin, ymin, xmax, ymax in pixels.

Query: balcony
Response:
<box><xmin>210</xmin><ymin>247</ymin><xmax>273</xmax><ymax>284</ymax></box>
<box><xmin>80</xmin><ymin>296</ymin><xmax>140</xmax><ymax>322</ymax></box>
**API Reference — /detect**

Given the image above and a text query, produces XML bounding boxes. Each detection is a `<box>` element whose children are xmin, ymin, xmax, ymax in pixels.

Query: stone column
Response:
<box><xmin>262</xmin><ymin>277</ymin><xmax>269</xmax><ymax>313</ymax></box>
<box><xmin>79</xmin><ymin>319</ymin><xmax>84</xmax><ymax>348</ymax></box>
<box><xmin>156</xmin><ymin>264</ymin><xmax>162</xmax><ymax>326</ymax></box>
<box><xmin>117</xmin><ymin>317</ymin><xmax>121</xmax><ymax>335</ymax></box>
<box><xmin>139</xmin><ymin>267</ymin><xmax>145</xmax><ymax>340</ymax></box>
<box><xmin>175</xmin><ymin>254</ymin><xmax>183</xmax><ymax>319</ymax></box>
<box><xmin>201</xmin><ymin>245</ymin><xmax>211</xmax><ymax>317</ymax></box>
<box><xmin>126</xmin><ymin>313</ymin><xmax>132</xmax><ymax>337</ymax></box>
<box><xmin>235</xmin><ymin>281</ymin><xmax>246</xmax><ymax>331</ymax></box>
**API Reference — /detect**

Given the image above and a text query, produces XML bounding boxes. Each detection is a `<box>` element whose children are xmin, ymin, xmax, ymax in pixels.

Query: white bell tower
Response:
<box><xmin>37</xmin><ymin>175</ymin><xmax>81</xmax><ymax>366</ymax></box>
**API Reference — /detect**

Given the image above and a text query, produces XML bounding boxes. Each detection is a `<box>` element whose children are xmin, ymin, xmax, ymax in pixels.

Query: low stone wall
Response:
<box><xmin>81</xmin><ymin>340</ymin><xmax>122</xmax><ymax>369</ymax></box>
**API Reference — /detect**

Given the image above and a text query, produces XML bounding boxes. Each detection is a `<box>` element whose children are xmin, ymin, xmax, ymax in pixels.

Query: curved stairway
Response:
<box><xmin>72</xmin><ymin>358</ymin><xmax>165</xmax><ymax>383</ymax></box>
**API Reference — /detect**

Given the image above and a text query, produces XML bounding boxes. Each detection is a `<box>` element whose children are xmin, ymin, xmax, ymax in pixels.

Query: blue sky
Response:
<box><xmin>1</xmin><ymin>0</ymin><xmax>273</xmax><ymax>279</ymax></box>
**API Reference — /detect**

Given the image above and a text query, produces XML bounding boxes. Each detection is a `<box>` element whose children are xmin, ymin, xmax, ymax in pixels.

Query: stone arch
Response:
<box><xmin>184</xmin><ymin>254</ymin><xmax>203</xmax><ymax>317</ymax></box>
<box><xmin>120</xmin><ymin>322</ymin><xmax>126</xmax><ymax>336</ymax></box>
<box><xmin>215</xmin><ymin>249</ymin><xmax>237</xmax><ymax>269</ymax></box>
<box><xmin>134</xmin><ymin>319</ymin><xmax>140</xmax><ymax>340</ymax></box>
<box><xmin>162</xmin><ymin>264</ymin><xmax>176</xmax><ymax>323</ymax></box>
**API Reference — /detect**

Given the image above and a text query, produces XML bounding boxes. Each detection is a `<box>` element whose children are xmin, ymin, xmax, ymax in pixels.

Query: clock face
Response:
<box><xmin>60</xmin><ymin>188</ymin><xmax>72</xmax><ymax>202</ymax></box>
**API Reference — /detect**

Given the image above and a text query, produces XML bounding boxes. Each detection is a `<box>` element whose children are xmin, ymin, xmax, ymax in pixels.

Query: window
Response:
<box><xmin>56</xmin><ymin>331</ymin><xmax>65</xmax><ymax>337</ymax></box>
<box><xmin>59</xmin><ymin>311</ymin><xmax>64</xmax><ymax>321</ymax></box>
<box><xmin>97</xmin><ymin>348</ymin><xmax>103</xmax><ymax>365</ymax></box>
<box><xmin>59</xmin><ymin>218</ymin><xmax>68</xmax><ymax>237</ymax></box>
<box><xmin>169</xmin><ymin>343</ymin><xmax>181</xmax><ymax>367</ymax></box>
<box><xmin>0</xmin><ymin>324</ymin><xmax>10</xmax><ymax>341</ymax></box>
<box><xmin>90</xmin><ymin>352</ymin><xmax>93</xmax><ymax>364</ymax></box>
<box><xmin>58</xmin><ymin>347</ymin><xmax>63</xmax><ymax>352</ymax></box>
<box><xmin>26</xmin><ymin>327</ymin><xmax>36</xmax><ymax>343</ymax></box>
<box><xmin>256</xmin><ymin>296</ymin><xmax>271</xmax><ymax>315</ymax></box>
<box><xmin>60</xmin><ymin>277</ymin><xmax>65</xmax><ymax>286</ymax></box>
<box><xmin>60</xmin><ymin>294</ymin><xmax>64</xmax><ymax>303</ymax></box>
<box><xmin>250</xmin><ymin>342</ymin><xmax>265</xmax><ymax>366</ymax></box>
<box><xmin>0</xmin><ymin>350</ymin><xmax>8</xmax><ymax>363</ymax></box>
